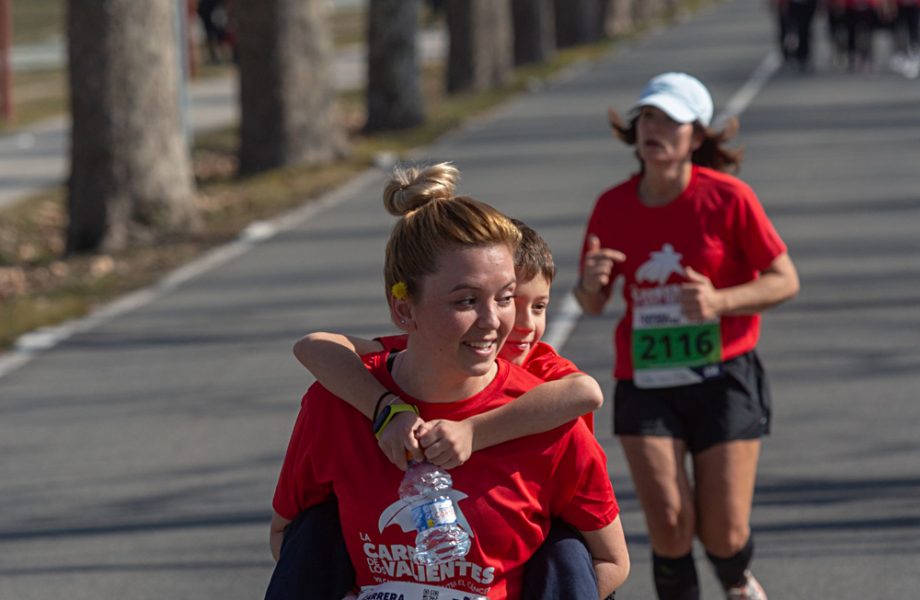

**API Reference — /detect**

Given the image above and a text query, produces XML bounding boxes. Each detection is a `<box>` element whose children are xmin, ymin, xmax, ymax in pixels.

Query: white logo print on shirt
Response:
<box><xmin>378</xmin><ymin>489</ymin><xmax>474</xmax><ymax>537</ymax></box>
<box><xmin>636</xmin><ymin>243</ymin><xmax>686</xmax><ymax>285</ymax></box>
<box><xmin>364</xmin><ymin>489</ymin><xmax>494</xmax><ymax>592</ymax></box>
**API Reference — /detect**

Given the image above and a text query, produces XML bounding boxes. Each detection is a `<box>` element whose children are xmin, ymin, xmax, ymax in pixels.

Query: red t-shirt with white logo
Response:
<box><xmin>377</xmin><ymin>336</ymin><xmax>593</xmax><ymax>432</ymax></box>
<box><xmin>581</xmin><ymin>165</ymin><xmax>787</xmax><ymax>380</ymax></box>
<box><xmin>523</xmin><ymin>341</ymin><xmax>594</xmax><ymax>432</ymax></box>
<box><xmin>273</xmin><ymin>353</ymin><xmax>618</xmax><ymax>599</ymax></box>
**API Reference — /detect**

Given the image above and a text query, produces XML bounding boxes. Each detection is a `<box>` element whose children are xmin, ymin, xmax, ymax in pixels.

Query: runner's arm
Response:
<box><xmin>293</xmin><ymin>332</ymin><xmax>387</xmax><ymax>418</ymax></box>
<box><xmin>293</xmin><ymin>332</ymin><xmax>424</xmax><ymax>469</ymax></box>
<box><xmin>575</xmin><ymin>234</ymin><xmax>625</xmax><ymax>315</ymax></box>
<box><xmin>417</xmin><ymin>373</ymin><xmax>603</xmax><ymax>468</ymax></box>
<box><xmin>574</xmin><ymin>281</ymin><xmax>613</xmax><ymax>315</ymax></box>
<box><xmin>581</xmin><ymin>516</ymin><xmax>631</xmax><ymax>598</ymax></box>
<box><xmin>269</xmin><ymin>511</ymin><xmax>292</xmax><ymax>561</ymax></box>
<box><xmin>468</xmin><ymin>373</ymin><xmax>602</xmax><ymax>450</ymax></box>
<box><xmin>717</xmin><ymin>252</ymin><xmax>799</xmax><ymax>314</ymax></box>
<box><xmin>681</xmin><ymin>253</ymin><xmax>799</xmax><ymax>321</ymax></box>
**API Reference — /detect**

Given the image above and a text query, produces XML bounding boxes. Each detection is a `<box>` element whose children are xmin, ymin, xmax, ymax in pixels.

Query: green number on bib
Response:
<box><xmin>632</xmin><ymin>323</ymin><xmax>721</xmax><ymax>369</ymax></box>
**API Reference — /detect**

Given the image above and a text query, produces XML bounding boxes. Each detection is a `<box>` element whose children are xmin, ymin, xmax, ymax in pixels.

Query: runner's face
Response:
<box><xmin>636</xmin><ymin>106</ymin><xmax>699</xmax><ymax>166</ymax></box>
<box><xmin>500</xmin><ymin>275</ymin><xmax>550</xmax><ymax>366</ymax></box>
<box><xmin>408</xmin><ymin>244</ymin><xmax>516</xmax><ymax>379</ymax></box>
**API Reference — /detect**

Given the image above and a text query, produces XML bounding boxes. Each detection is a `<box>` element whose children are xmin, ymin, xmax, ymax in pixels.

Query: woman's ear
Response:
<box><xmin>607</xmin><ymin>107</ymin><xmax>618</xmax><ymax>133</ymax></box>
<box><xmin>389</xmin><ymin>297</ymin><xmax>415</xmax><ymax>331</ymax></box>
<box><xmin>691</xmin><ymin>125</ymin><xmax>706</xmax><ymax>152</ymax></box>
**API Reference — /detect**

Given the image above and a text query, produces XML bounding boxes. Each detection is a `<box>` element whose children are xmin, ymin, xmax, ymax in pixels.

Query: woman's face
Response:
<box><xmin>403</xmin><ymin>244</ymin><xmax>516</xmax><ymax>382</ymax></box>
<box><xmin>635</xmin><ymin>106</ymin><xmax>700</xmax><ymax>166</ymax></box>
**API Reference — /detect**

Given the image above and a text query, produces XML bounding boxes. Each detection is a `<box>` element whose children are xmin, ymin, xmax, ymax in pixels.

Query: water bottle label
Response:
<box><xmin>410</xmin><ymin>497</ymin><xmax>457</xmax><ymax>532</ymax></box>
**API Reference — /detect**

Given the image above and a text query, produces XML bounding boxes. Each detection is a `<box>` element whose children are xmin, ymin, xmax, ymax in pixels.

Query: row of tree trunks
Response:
<box><xmin>512</xmin><ymin>0</ymin><xmax>556</xmax><ymax>66</ymax></box>
<box><xmin>66</xmin><ymin>0</ymin><xmax>348</xmax><ymax>254</ymax></box>
<box><xmin>236</xmin><ymin>0</ymin><xmax>348</xmax><ymax>174</ymax></box>
<box><xmin>510</xmin><ymin>0</ymin><xmax>683</xmax><ymax>67</ymax></box>
<box><xmin>603</xmin><ymin>0</ymin><xmax>636</xmax><ymax>37</ymax></box>
<box><xmin>613</xmin><ymin>0</ymin><xmax>682</xmax><ymax>35</ymax></box>
<box><xmin>365</xmin><ymin>0</ymin><xmax>425</xmax><ymax>132</ymax></box>
<box><xmin>446</xmin><ymin>0</ymin><xmax>514</xmax><ymax>93</ymax></box>
<box><xmin>65</xmin><ymin>0</ymin><xmax>688</xmax><ymax>254</ymax></box>
<box><xmin>554</xmin><ymin>0</ymin><xmax>604</xmax><ymax>49</ymax></box>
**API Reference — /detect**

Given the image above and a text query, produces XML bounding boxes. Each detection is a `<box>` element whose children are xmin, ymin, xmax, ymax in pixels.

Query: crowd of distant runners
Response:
<box><xmin>770</xmin><ymin>0</ymin><xmax>919</xmax><ymax>77</ymax></box>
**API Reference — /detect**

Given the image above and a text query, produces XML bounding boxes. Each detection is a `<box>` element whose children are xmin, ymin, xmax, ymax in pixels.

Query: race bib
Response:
<box><xmin>631</xmin><ymin>303</ymin><xmax>723</xmax><ymax>389</ymax></box>
<box><xmin>358</xmin><ymin>580</ymin><xmax>487</xmax><ymax>600</ymax></box>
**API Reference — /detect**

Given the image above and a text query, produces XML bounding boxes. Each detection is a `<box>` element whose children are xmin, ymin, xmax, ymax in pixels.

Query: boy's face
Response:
<box><xmin>499</xmin><ymin>274</ymin><xmax>551</xmax><ymax>366</ymax></box>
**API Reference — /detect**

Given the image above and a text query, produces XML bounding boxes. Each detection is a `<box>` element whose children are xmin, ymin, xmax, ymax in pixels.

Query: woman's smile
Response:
<box><xmin>397</xmin><ymin>244</ymin><xmax>516</xmax><ymax>401</ymax></box>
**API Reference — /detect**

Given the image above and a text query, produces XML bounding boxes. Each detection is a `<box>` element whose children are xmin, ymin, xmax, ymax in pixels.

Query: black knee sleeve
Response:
<box><xmin>706</xmin><ymin>535</ymin><xmax>754</xmax><ymax>589</ymax></box>
<box><xmin>652</xmin><ymin>551</ymin><xmax>699</xmax><ymax>600</ymax></box>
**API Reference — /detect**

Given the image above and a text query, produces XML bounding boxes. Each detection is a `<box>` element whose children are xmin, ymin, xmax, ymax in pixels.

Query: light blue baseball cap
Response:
<box><xmin>629</xmin><ymin>72</ymin><xmax>714</xmax><ymax>127</ymax></box>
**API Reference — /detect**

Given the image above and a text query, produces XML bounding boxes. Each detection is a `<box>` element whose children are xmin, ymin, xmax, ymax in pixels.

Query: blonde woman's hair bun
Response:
<box><xmin>383</xmin><ymin>162</ymin><xmax>459</xmax><ymax>216</ymax></box>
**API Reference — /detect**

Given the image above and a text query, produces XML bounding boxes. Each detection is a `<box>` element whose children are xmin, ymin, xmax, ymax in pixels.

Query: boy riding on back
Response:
<box><xmin>268</xmin><ymin>217</ymin><xmax>621</xmax><ymax>599</ymax></box>
<box><xmin>292</xmin><ymin>219</ymin><xmax>599</xmax><ymax>468</ymax></box>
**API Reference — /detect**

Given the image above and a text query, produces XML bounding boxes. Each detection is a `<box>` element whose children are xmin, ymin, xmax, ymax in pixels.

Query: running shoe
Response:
<box><xmin>726</xmin><ymin>570</ymin><xmax>767</xmax><ymax>600</ymax></box>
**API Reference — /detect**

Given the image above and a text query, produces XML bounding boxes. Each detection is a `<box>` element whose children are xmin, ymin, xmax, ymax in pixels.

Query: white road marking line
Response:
<box><xmin>0</xmin><ymin>169</ymin><xmax>382</xmax><ymax>380</ymax></box>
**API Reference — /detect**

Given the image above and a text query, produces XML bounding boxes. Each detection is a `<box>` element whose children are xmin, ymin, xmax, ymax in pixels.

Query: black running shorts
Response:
<box><xmin>613</xmin><ymin>351</ymin><xmax>772</xmax><ymax>454</ymax></box>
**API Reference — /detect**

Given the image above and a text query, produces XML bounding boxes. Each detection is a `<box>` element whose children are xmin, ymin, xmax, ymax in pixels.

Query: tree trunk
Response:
<box><xmin>554</xmin><ymin>0</ymin><xmax>603</xmax><ymax>48</ymax></box>
<box><xmin>446</xmin><ymin>0</ymin><xmax>513</xmax><ymax>93</ymax></box>
<box><xmin>67</xmin><ymin>0</ymin><xmax>197</xmax><ymax>254</ymax></box>
<box><xmin>634</xmin><ymin>0</ymin><xmax>665</xmax><ymax>25</ymax></box>
<box><xmin>237</xmin><ymin>0</ymin><xmax>348</xmax><ymax>174</ymax></box>
<box><xmin>602</xmin><ymin>0</ymin><xmax>634</xmax><ymax>37</ymax></box>
<box><xmin>365</xmin><ymin>0</ymin><xmax>425</xmax><ymax>132</ymax></box>
<box><xmin>512</xmin><ymin>0</ymin><xmax>556</xmax><ymax>66</ymax></box>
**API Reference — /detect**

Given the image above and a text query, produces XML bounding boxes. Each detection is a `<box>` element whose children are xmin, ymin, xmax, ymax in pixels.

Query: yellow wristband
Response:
<box><xmin>373</xmin><ymin>403</ymin><xmax>419</xmax><ymax>439</ymax></box>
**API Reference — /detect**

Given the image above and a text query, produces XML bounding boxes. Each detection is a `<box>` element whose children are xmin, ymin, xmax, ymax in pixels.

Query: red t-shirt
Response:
<box><xmin>376</xmin><ymin>334</ymin><xmax>408</xmax><ymax>352</ymax></box>
<box><xmin>377</xmin><ymin>335</ymin><xmax>593</xmax><ymax>431</ymax></box>
<box><xmin>581</xmin><ymin>165</ymin><xmax>787</xmax><ymax>380</ymax></box>
<box><xmin>523</xmin><ymin>341</ymin><xmax>594</xmax><ymax>432</ymax></box>
<box><xmin>273</xmin><ymin>353</ymin><xmax>618</xmax><ymax>599</ymax></box>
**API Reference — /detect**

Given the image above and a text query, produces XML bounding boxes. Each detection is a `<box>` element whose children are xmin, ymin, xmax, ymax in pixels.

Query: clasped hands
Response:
<box><xmin>378</xmin><ymin>409</ymin><xmax>473</xmax><ymax>471</ymax></box>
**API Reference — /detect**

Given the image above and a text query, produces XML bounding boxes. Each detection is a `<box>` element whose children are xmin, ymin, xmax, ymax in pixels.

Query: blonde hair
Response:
<box><xmin>383</xmin><ymin>162</ymin><xmax>521</xmax><ymax>301</ymax></box>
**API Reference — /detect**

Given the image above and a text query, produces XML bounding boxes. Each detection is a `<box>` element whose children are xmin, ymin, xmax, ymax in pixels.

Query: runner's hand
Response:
<box><xmin>378</xmin><ymin>410</ymin><xmax>425</xmax><ymax>471</ymax></box>
<box><xmin>415</xmin><ymin>419</ymin><xmax>473</xmax><ymax>469</ymax></box>
<box><xmin>580</xmin><ymin>234</ymin><xmax>626</xmax><ymax>293</ymax></box>
<box><xmin>681</xmin><ymin>266</ymin><xmax>723</xmax><ymax>321</ymax></box>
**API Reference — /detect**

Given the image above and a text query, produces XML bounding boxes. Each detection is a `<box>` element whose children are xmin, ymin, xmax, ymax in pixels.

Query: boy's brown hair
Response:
<box><xmin>511</xmin><ymin>218</ymin><xmax>555</xmax><ymax>284</ymax></box>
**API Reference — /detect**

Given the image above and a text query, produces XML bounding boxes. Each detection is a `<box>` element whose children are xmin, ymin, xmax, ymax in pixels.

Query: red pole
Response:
<box><xmin>0</xmin><ymin>0</ymin><xmax>13</xmax><ymax>123</ymax></box>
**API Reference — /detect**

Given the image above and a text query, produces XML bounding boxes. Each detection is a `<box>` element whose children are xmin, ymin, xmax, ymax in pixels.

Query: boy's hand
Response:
<box><xmin>415</xmin><ymin>420</ymin><xmax>474</xmax><ymax>469</ymax></box>
<box><xmin>378</xmin><ymin>411</ymin><xmax>425</xmax><ymax>471</ymax></box>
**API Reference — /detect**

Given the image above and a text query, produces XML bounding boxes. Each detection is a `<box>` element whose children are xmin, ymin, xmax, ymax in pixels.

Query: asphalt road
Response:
<box><xmin>2</xmin><ymin>0</ymin><xmax>919</xmax><ymax>598</ymax></box>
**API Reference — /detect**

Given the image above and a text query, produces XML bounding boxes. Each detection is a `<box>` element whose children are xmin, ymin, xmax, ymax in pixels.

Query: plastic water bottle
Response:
<box><xmin>398</xmin><ymin>460</ymin><xmax>471</xmax><ymax>565</ymax></box>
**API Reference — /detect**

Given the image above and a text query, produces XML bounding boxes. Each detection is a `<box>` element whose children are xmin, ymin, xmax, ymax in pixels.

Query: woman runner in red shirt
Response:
<box><xmin>575</xmin><ymin>73</ymin><xmax>799</xmax><ymax>600</ymax></box>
